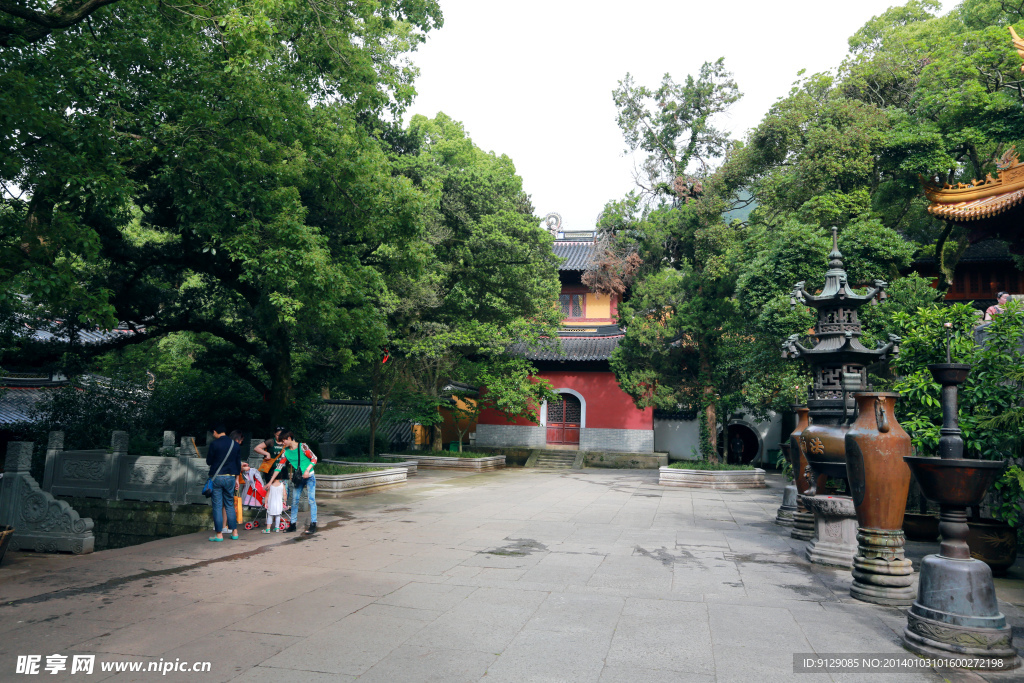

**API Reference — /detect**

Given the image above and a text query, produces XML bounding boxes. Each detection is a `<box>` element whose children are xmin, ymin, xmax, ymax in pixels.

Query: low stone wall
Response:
<box><xmin>580</xmin><ymin>427</ymin><xmax>655</xmax><ymax>454</ymax></box>
<box><xmin>56</xmin><ymin>497</ymin><xmax>257</xmax><ymax>550</ymax></box>
<box><xmin>474</xmin><ymin>424</ymin><xmax>546</xmax><ymax>449</ymax></box>
<box><xmin>380</xmin><ymin>454</ymin><xmax>505</xmax><ymax>471</ymax></box>
<box><xmin>658</xmin><ymin>467</ymin><xmax>766</xmax><ymax>489</ymax></box>
<box><xmin>315</xmin><ymin>467</ymin><xmax>408</xmax><ymax>494</ymax></box>
<box><xmin>460</xmin><ymin>446</ymin><xmax>531</xmax><ymax>467</ymax></box>
<box><xmin>585</xmin><ymin>452</ymin><xmax>668</xmax><ymax>469</ymax></box>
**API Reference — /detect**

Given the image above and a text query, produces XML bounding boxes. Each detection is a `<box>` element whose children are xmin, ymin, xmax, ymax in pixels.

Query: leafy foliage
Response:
<box><xmin>890</xmin><ymin>301</ymin><xmax>1024</xmax><ymax>459</ymax></box>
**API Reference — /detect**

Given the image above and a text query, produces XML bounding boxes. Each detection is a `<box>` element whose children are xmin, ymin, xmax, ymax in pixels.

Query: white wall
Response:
<box><xmin>653</xmin><ymin>418</ymin><xmax>701</xmax><ymax>460</ymax></box>
<box><xmin>655</xmin><ymin>410</ymin><xmax>783</xmax><ymax>463</ymax></box>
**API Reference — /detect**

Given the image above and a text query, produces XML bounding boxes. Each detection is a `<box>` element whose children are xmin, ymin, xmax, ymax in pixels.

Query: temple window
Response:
<box><xmin>560</xmin><ymin>293</ymin><xmax>584</xmax><ymax>319</ymax></box>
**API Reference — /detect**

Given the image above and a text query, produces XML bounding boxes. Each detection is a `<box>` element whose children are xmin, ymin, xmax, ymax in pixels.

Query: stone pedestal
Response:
<box><xmin>902</xmin><ymin>501</ymin><xmax>1021</xmax><ymax>669</ymax></box>
<box><xmin>791</xmin><ymin>509</ymin><xmax>815</xmax><ymax>540</ymax></box>
<box><xmin>775</xmin><ymin>484</ymin><xmax>797</xmax><ymax>527</ymax></box>
<box><xmin>802</xmin><ymin>494</ymin><xmax>858</xmax><ymax>568</ymax></box>
<box><xmin>851</xmin><ymin>528</ymin><xmax>915</xmax><ymax>606</ymax></box>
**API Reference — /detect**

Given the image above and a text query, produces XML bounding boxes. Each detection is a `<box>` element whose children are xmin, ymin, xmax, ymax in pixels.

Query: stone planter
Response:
<box><xmin>658</xmin><ymin>467</ymin><xmax>766</xmax><ymax>489</ymax></box>
<box><xmin>0</xmin><ymin>525</ymin><xmax>14</xmax><ymax>565</ymax></box>
<box><xmin>967</xmin><ymin>517</ymin><xmax>1018</xmax><ymax>577</ymax></box>
<box><xmin>326</xmin><ymin>459</ymin><xmax>418</xmax><ymax>475</ymax></box>
<box><xmin>380</xmin><ymin>454</ymin><xmax>505</xmax><ymax>471</ymax></box>
<box><xmin>314</xmin><ymin>467</ymin><xmax>407</xmax><ymax>494</ymax></box>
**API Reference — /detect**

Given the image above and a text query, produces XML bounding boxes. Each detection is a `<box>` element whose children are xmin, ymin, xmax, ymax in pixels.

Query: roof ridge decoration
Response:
<box><xmin>921</xmin><ymin>29</ymin><xmax>1024</xmax><ymax>222</ymax></box>
<box><xmin>924</xmin><ymin>146</ymin><xmax>1024</xmax><ymax>222</ymax></box>
<box><xmin>542</xmin><ymin>212</ymin><xmax>562</xmax><ymax>236</ymax></box>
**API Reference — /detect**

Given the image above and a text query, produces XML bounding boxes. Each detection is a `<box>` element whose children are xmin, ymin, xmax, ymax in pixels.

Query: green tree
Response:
<box><xmin>0</xmin><ymin>0</ymin><xmax>443</xmax><ymax>427</ymax></box>
<box><xmin>447</xmin><ymin>356</ymin><xmax>559</xmax><ymax>452</ymax></box>
<box><xmin>613</xmin><ymin>60</ymin><xmax>741</xmax><ymax>201</ymax></box>
<box><xmin>379</xmin><ymin>114</ymin><xmax>561</xmax><ymax>449</ymax></box>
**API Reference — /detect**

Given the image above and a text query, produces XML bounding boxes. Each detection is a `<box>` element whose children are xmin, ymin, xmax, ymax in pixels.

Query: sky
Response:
<box><xmin>405</xmin><ymin>0</ymin><xmax>950</xmax><ymax>231</ymax></box>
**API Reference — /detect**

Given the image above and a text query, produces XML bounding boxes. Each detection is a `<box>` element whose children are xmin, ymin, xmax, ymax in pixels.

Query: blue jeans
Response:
<box><xmin>210</xmin><ymin>475</ymin><xmax>237</xmax><ymax>533</ymax></box>
<box><xmin>289</xmin><ymin>474</ymin><xmax>317</xmax><ymax>525</ymax></box>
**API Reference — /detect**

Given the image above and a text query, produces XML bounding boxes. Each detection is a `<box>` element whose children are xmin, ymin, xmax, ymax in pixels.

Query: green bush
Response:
<box><xmin>668</xmin><ymin>461</ymin><xmax>756</xmax><ymax>471</ymax></box>
<box><xmin>316</xmin><ymin>464</ymin><xmax>385</xmax><ymax>475</ymax></box>
<box><xmin>890</xmin><ymin>301</ymin><xmax>1024</xmax><ymax>460</ymax></box>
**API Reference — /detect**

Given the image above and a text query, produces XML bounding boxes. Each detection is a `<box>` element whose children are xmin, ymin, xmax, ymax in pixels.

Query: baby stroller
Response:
<box><xmin>239</xmin><ymin>469</ymin><xmax>289</xmax><ymax>531</ymax></box>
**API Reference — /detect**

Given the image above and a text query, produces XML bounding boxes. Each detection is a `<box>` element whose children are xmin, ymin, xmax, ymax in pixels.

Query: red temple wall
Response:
<box><xmin>477</xmin><ymin>369</ymin><xmax>651</xmax><ymax>430</ymax></box>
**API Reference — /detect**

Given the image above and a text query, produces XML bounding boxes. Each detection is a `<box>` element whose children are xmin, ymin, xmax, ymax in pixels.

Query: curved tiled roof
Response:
<box><xmin>512</xmin><ymin>334</ymin><xmax>623</xmax><ymax>361</ymax></box>
<box><xmin>927</xmin><ymin>187</ymin><xmax>1024</xmax><ymax>222</ymax></box>
<box><xmin>553</xmin><ymin>241</ymin><xmax>596</xmax><ymax>271</ymax></box>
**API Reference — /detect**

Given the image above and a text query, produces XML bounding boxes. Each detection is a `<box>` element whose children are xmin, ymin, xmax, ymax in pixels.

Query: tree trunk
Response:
<box><xmin>432</xmin><ymin>424</ymin><xmax>443</xmax><ymax>451</ymax></box>
<box><xmin>266</xmin><ymin>339</ymin><xmax>293</xmax><ymax>429</ymax></box>
<box><xmin>368</xmin><ymin>362</ymin><xmax>381</xmax><ymax>458</ymax></box>
<box><xmin>699</xmin><ymin>338</ymin><xmax>719</xmax><ymax>463</ymax></box>
<box><xmin>704</xmin><ymin>401</ymin><xmax>718</xmax><ymax>463</ymax></box>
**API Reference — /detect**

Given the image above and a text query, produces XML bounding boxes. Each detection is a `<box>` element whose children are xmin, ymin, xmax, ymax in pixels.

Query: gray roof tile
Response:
<box><xmin>553</xmin><ymin>241</ymin><xmax>596</xmax><ymax>271</ymax></box>
<box><xmin>320</xmin><ymin>401</ymin><xmax>412</xmax><ymax>445</ymax></box>
<box><xmin>511</xmin><ymin>334</ymin><xmax>623</xmax><ymax>361</ymax></box>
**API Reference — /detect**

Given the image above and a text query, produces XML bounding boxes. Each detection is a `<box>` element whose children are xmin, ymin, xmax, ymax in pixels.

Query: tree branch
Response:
<box><xmin>0</xmin><ymin>0</ymin><xmax>122</xmax><ymax>46</ymax></box>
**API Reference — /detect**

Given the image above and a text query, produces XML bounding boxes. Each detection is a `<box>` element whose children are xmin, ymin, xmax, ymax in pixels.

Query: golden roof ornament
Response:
<box><xmin>1011</xmin><ymin>26</ymin><xmax>1024</xmax><ymax>71</ymax></box>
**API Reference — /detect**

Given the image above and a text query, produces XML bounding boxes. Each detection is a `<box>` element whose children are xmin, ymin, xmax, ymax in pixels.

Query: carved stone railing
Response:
<box><xmin>39</xmin><ymin>431</ymin><xmax>268</xmax><ymax>506</ymax></box>
<box><xmin>0</xmin><ymin>441</ymin><xmax>95</xmax><ymax>554</ymax></box>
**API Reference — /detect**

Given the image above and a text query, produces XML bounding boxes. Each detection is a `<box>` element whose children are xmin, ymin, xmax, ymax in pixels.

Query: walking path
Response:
<box><xmin>1</xmin><ymin>468</ymin><xmax>1021</xmax><ymax>682</ymax></box>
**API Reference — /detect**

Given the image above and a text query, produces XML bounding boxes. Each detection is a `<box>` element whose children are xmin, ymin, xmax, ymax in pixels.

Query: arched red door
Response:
<box><xmin>546</xmin><ymin>394</ymin><xmax>581</xmax><ymax>445</ymax></box>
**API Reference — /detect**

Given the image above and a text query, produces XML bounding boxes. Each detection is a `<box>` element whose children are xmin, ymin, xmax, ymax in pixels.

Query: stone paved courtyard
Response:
<box><xmin>1</xmin><ymin>468</ymin><xmax>1022</xmax><ymax>682</ymax></box>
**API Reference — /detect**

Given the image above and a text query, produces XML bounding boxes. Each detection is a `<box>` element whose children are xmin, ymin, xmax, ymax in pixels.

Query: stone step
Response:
<box><xmin>535</xmin><ymin>453</ymin><xmax>576</xmax><ymax>469</ymax></box>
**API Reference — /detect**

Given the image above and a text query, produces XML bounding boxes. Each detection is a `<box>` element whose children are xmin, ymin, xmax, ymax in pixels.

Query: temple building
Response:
<box><xmin>474</xmin><ymin>221</ymin><xmax>656</xmax><ymax>453</ymax></box>
<box><xmin>925</xmin><ymin>148</ymin><xmax>1024</xmax><ymax>254</ymax></box>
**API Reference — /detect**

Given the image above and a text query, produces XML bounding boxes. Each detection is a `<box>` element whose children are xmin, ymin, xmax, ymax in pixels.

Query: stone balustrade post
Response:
<box><xmin>180</xmin><ymin>436</ymin><xmax>198</xmax><ymax>457</ymax></box>
<box><xmin>161</xmin><ymin>431</ymin><xmax>176</xmax><ymax>457</ymax></box>
<box><xmin>41</xmin><ymin>431</ymin><xmax>64</xmax><ymax>491</ymax></box>
<box><xmin>249</xmin><ymin>438</ymin><xmax>264</xmax><ymax>468</ymax></box>
<box><xmin>109</xmin><ymin>431</ymin><xmax>129</xmax><ymax>501</ymax></box>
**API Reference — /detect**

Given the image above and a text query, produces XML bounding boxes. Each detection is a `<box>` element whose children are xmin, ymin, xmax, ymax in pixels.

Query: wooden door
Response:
<box><xmin>546</xmin><ymin>394</ymin><xmax>581</xmax><ymax>445</ymax></box>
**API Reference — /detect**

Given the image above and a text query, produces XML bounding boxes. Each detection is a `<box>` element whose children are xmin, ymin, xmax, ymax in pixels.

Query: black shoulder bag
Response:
<box><xmin>291</xmin><ymin>444</ymin><xmax>307</xmax><ymax>488</ymax></box>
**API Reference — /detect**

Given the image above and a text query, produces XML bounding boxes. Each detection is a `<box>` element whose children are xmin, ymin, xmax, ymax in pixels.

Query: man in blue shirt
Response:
<box><xmin>206</xmin><ymin>424</ymin><xmax>242</xmax><ymax>541</ymax></box>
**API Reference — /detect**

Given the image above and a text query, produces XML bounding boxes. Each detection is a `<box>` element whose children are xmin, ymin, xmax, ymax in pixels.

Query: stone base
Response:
<box><xmin>659</xmin><ymin>467</ymin><xmax>766</xmax><ymax>489</ymax></box>
<box><xmin>381</xmin><ymin>454</ymin><xmax>504</xmax><ymax>471</ymax></box>
<box><xmin>775</xmin><ymin>484</ymin><xmax>797</xmax><ymax>527</ymax></box>
<box><xmin>0</xmin><ymin>444</ymin><xmax>95</xmax><ymax>555</ymax></box>
<box><xmin>900</xmin><ymin>553</ymin><xmax>1021</xmax><ymax>670</ymax></box>
<box><xmin>316</xmin><ymin>467</ymin><xmax>408</xmax><ymax>493</ymax></box>
<box><xmin>802</xmin><ymin>495</ymin><xmax>858</xmax><ymax>569</ymax></box>
<box><xmin>791</xmin><ymin>510</ymin><xmax>814</xmax><ymax>541</ymax></box>
<box><xmin>850</xmin><ymin>528</ymin><xmax>916</xmax><ymax>606</ymax></box>
<box><xmin>903</xmin><ymin>611</ymin><xmax>1020</xmax><ymax>670</ymax></box>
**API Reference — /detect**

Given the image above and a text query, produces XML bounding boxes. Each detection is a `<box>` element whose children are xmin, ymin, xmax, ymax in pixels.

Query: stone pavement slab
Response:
<box><xmin>0</xmin><ymin>468</ymin><xmax>1020</xmax><ymax>681</ymax></box>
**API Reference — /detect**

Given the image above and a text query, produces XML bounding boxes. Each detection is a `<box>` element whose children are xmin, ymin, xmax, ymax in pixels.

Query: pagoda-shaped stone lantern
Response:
<box><xmin>782</xmin><ymin>228</ymin><xmax>902</xmax><ymax>577</ymax></box>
